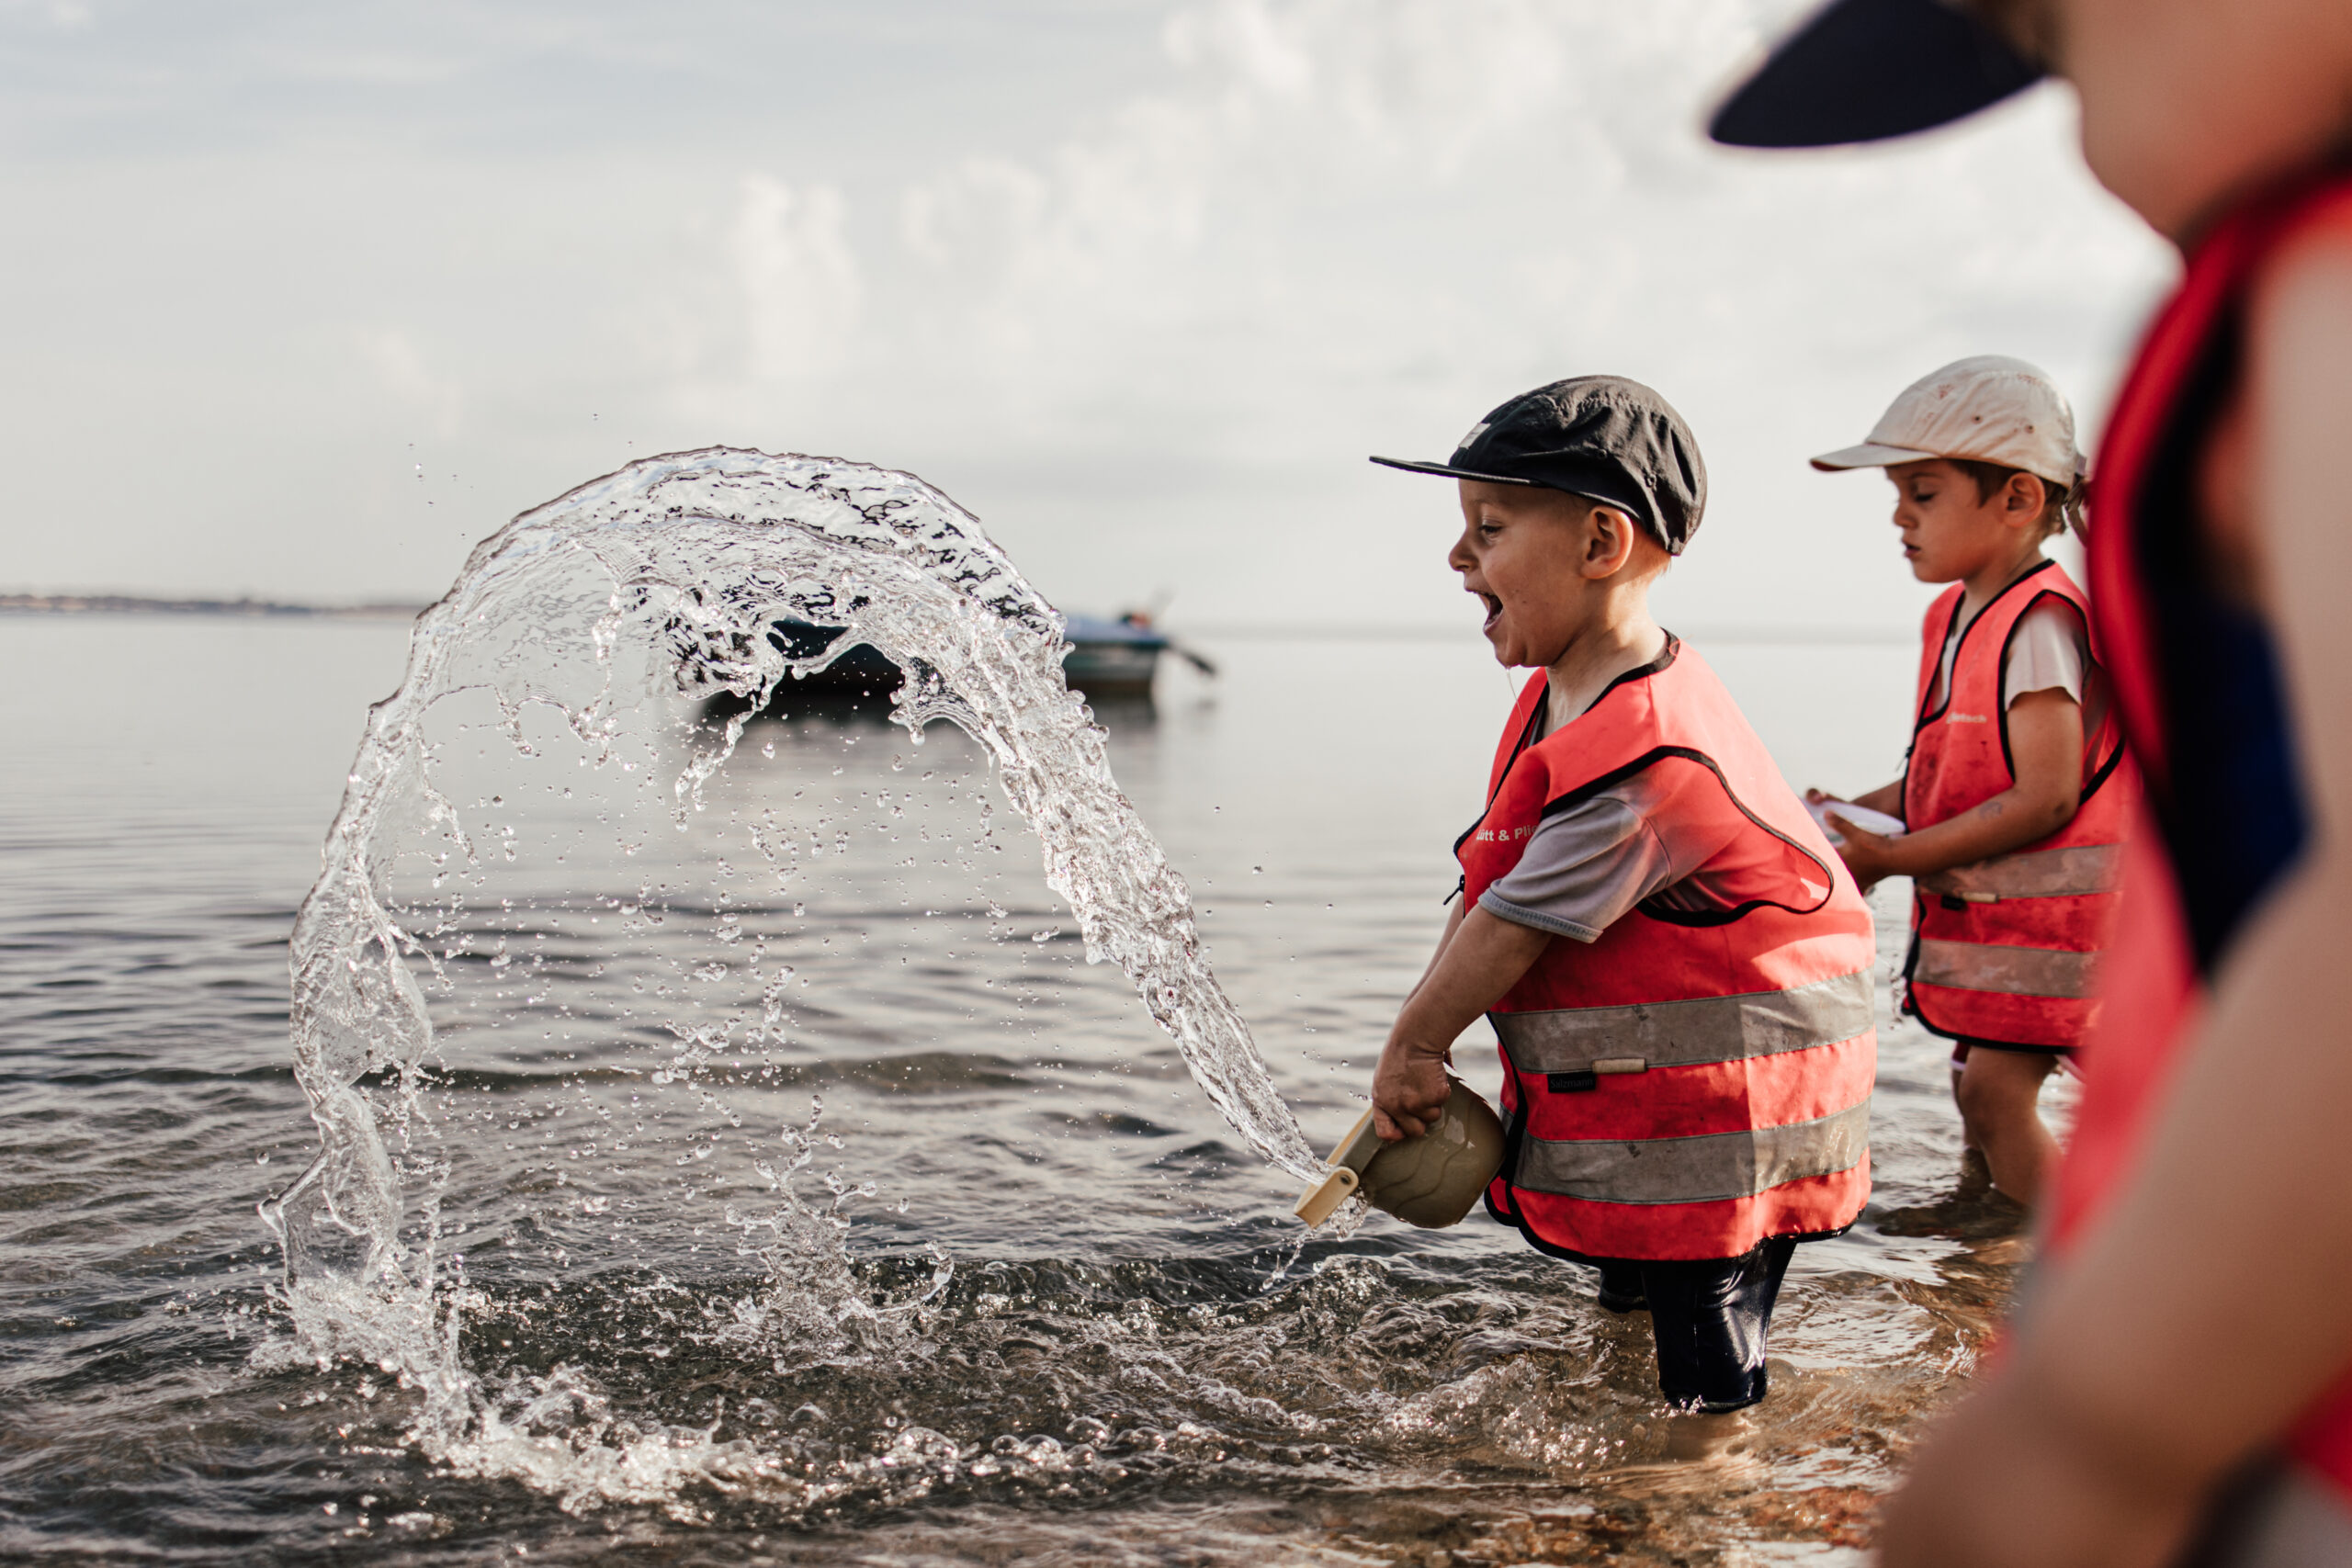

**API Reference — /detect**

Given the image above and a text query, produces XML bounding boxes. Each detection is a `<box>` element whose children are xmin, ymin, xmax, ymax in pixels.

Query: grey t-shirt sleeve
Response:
<box><xmin>1476</xmin><ymin>795</ymin><xmax>1679</xmax><ymax>942</ymax></box>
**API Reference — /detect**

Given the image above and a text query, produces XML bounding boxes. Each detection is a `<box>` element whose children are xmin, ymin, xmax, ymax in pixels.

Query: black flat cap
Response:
<box><xmin>1371</xmin><ymin>376</ymin><xmax>1708</xmax><ymax>555</ymax></box>
<box><xmin>1708</xmin><ymin>0</ymin><xmax>2042</xmax><ymax>149</ymax></box>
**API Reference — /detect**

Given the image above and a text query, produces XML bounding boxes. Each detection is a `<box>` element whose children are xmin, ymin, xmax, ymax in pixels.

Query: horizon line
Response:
<box><xmin>0</xmin><ymin>592</ymin><xmax>1914</xmax><ymax>645</ymax></box>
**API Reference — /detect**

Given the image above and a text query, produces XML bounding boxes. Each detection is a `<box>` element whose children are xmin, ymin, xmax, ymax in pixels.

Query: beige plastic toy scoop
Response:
<box><xmin>1294</xmin><ymin>1078</ymin><xmax>1507</xmax><ymax>1229</ymax></box>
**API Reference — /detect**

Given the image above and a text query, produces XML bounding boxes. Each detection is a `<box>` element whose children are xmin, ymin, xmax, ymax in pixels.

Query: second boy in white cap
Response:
<box><xmin>1805</xmin><ymin>356</ymin><xmax>2129</xmax><ymax>1212</ymax></box>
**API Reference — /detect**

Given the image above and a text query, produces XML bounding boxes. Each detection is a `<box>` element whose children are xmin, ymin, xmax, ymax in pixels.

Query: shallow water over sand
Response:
<box><xmin>0</xmin><ymin>613</ymin><xmax>2061</xmax><ymax>1564</ymax></box>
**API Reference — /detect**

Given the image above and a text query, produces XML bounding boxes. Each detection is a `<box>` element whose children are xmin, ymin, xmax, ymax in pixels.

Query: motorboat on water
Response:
<box><xmin>722</xmin><ymin>611</ymin><xmax>1214</xmax><ymax>707</ymax></box>
<box><xmin>1059</xmin><ymin>614</ymin><xmax>1205</xmax><ymax>697</ymax></box>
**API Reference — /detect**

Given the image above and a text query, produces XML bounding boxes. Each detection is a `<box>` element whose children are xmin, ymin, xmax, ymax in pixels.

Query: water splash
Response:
<box><xmin>257</xmin><ymin>447</ymin><xmax>1319</xmax><ymax>1469</ymax></box>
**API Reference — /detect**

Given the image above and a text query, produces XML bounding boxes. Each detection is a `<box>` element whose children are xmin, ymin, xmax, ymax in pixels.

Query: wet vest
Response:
<box><xmin>1466</xmin><ymin>640</ymin><xmax>1878</xmax><ymax>1262</ymax></box>
<box><xmin>2064</xmin><ymin>168</ymin><xmax>2352</xmax><ymax>1507</ymax></box>
<box><xmin>1900</xmin><ymin>562</ymin><xmax>2131</xmax><ymax>1049</ymax></box>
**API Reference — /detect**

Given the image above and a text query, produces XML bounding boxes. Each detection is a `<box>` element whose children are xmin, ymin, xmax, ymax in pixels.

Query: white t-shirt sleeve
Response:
<box><xmin>2001</xmin><ymin>598</ymin><xmax>2089</xmax><ymax>708</ymax></box>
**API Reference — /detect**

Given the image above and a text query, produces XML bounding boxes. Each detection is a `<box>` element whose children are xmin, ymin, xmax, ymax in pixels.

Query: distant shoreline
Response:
<box><xmin>0</xmin><ymin>593</ymin><xmax>426</xmax><ymax>619</ymax></box>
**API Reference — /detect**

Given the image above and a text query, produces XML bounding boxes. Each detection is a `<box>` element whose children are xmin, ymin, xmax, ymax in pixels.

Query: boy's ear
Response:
<box><xmin>2002</xmin><ymin>471</ymin><xmax>2048</xmax><ymax>526</ymax></box>
<box><xmin>1584</xmin><ymin>504</ymin><xmax>1663</xmax><ymax>578</ymax></box>
<box><xmin>1582</xmin><ymin>504</ymin><xmax>1635</xmax><ymax>576</ymax></box>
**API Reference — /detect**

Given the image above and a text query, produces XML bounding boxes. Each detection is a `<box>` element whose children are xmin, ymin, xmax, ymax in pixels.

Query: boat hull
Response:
<box><xmin>724</xmin><ymin>618</ymin><xmax>1169</xmax><ymax>705</ymax></box>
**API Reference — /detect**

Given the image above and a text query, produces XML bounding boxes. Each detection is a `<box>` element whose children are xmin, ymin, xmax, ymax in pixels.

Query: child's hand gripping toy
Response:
<box><xmin>1294</xmin><ymin>1078</ymin><xmax>1507</xmax><ymax>1228</ymax></box>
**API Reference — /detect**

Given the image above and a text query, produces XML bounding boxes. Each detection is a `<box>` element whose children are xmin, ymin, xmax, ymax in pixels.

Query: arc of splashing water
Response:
<box><xmin>264</xmin><ymin>447</ymin><xmax>1322</xmax><ymax>1308</ymax></box>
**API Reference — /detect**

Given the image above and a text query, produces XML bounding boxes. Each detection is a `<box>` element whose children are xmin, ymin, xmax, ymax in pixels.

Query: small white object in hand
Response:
<box><xmin>1807</xmin><ymin>798</ymin><xmax>1907</xmax><ymax>846</ymax></box>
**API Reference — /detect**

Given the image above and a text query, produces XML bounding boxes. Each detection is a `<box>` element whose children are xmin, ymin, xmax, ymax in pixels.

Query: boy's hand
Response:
<box><xmin>1372</xmin><ymin>1033</ymin><xmax>1453</xmax><ymax>1140</ymax></box>
<box><xmin>1827</xmin><ymin>812</ymin><xmax>1899</xmax><ymax>894</ymax></box>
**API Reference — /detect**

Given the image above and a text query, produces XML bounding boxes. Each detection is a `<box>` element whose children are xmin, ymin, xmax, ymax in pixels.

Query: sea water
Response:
<box><xmin>0</xmin><ymin>463</ymin><xmax>2059</xmax><ymax>1564</ymax></box>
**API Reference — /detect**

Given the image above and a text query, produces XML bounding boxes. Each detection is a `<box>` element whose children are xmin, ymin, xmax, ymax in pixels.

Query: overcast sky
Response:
<box><xmin>1</xmin><ymin>0</ymin><xmax>2173</xmax><ymax>633</ymax></box>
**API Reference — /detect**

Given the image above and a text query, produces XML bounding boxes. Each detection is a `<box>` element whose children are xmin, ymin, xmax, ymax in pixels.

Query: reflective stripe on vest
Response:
<box><xmin>1460</xmin><ymin>641</ymin><xmax>1878</xmax><ymax>1260</ymax></box>
<box><xmin>1914</xmin><ymin>940</ymin><xmax>2100</xmax><ymax>999</ymax></box>
<box><xmin>1491</xmin><ymin>967</ymin><xmax>1873</xmax><ymax>1073</ymax></box>
<box><xmin>1902</xmin><ymin>563</ymin><xmax>2131</xmax><ymax>1050</ymax></box>
<box><xmin>1517</xmin><ymin>1101</ymin><xmax>1871</xmax><ymax>1206</ymax></box>
<box><xmin>1917</xmin><ymin>842</ymin><xmax>2123</xmax><ymax>901</ymax></box>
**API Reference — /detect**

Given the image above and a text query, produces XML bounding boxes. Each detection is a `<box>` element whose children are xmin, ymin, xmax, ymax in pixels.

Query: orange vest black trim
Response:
<box><xmin>1899</xmin><ymin>561</ymin><xmax>2131</xmax><ymax>1049</ymax></box>
<box><xmin>2065</xmin><ymin>167</ymin><xmax>2352</xmax><ymax>1506</ymax></box>
<box><xmin>1464</xmin><ymin>638</ymin><xmax>1878</xmax><ymax>1262</ymax></box>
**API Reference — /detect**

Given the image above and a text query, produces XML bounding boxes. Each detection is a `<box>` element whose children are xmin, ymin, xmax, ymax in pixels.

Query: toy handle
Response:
<box><xmin>1293</xmin><ymin>1102</ymin><xmax>1383</xmax><ymax>1226</ymax></box>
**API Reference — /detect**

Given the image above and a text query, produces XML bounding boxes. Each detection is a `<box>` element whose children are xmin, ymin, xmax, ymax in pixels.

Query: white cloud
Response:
<box><xmin>621</xmin><ymin>0</ymin><xmax>2172</xmax><ymax>629</ymax></box>
<box><xmin>3</xmin><ymin>0</ymin><xmax>94</xmax><ymax>31</ymax></box>
<box><xmin>732</xmin><ymin>175</ymin><xmax>862</xmax><ymax>382</ymax></box>
<box><xmin>0</xmin><ymin>0</ymin><xmax>2175</xmax><ymax>626</ymax></box>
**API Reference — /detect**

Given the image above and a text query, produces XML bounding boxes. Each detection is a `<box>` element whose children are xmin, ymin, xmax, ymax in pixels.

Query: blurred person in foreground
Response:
<box><xmin>1714</xmin><ymin>0</ymin><xmax>2352</xmax><ymax>1562</ymax></box>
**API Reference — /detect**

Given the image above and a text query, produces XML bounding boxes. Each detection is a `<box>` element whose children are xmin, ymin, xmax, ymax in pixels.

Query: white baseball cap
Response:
<box><xmin>1812</xmin><ymin>355</ymin><xmax>2085</xmax><ymax>491</ymax></box>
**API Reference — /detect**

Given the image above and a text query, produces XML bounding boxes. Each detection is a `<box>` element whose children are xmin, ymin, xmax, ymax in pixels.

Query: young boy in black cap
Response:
<box><xmin>1370</xmin><ymin>377</ymin><xmax>1878</xmax><ymax>1445</ymax></box>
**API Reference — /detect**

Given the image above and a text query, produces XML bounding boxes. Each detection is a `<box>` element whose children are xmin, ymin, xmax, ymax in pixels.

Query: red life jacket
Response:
<box><xmin>1900</xmin><ymin>561</ymin><xmax>2131</xmax><ymax>1049</ymax></box>
<box><xmin>1465</xmin><ymin>638</ymin><xmax>1879</xmax><ymax>1262</ymax></box>
<box><xmin>2064</xmin><ymin>168</ymin><xmax>2352</xmax><ymax>1500</ymax></box>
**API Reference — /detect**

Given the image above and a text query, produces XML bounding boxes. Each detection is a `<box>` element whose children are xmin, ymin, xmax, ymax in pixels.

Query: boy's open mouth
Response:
<box><xmin>1477</xmin><ymin>592</ymin><xmax>1502</xmax><ymax>630</ymax></box>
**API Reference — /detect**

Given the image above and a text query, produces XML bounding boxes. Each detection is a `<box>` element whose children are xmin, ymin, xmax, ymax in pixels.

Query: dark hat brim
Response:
<box><xmin>1707</xmin><ymin>0</ymin><xmax>2043</xmax><ymax>150</ymax></box>
<box><xmin>1368</xmin><ymin>456</ymin><xmax>1541</xmax><ymax>486</ymax></box>
<box><xmin>1370</xmin><ymin>455</ymin><xmax>1678</xmax><ymax>551</ymax></box>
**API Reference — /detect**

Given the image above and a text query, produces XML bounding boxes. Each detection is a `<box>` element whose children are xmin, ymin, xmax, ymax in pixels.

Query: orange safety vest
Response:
<box><xmin>2066</xmin><ymin>166</ymin><xmax>2352</xmax><ymax>1511</ymax></box>
<box><xmin>1900</xmin><ymin>562</ymin><xmax>2131</xmax><ymax>1049</ymax></box>
<box><xmin>1464</xmin><ymin>639</ymin><xmax>1878</xmax><ymax>1262</ymax></box>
